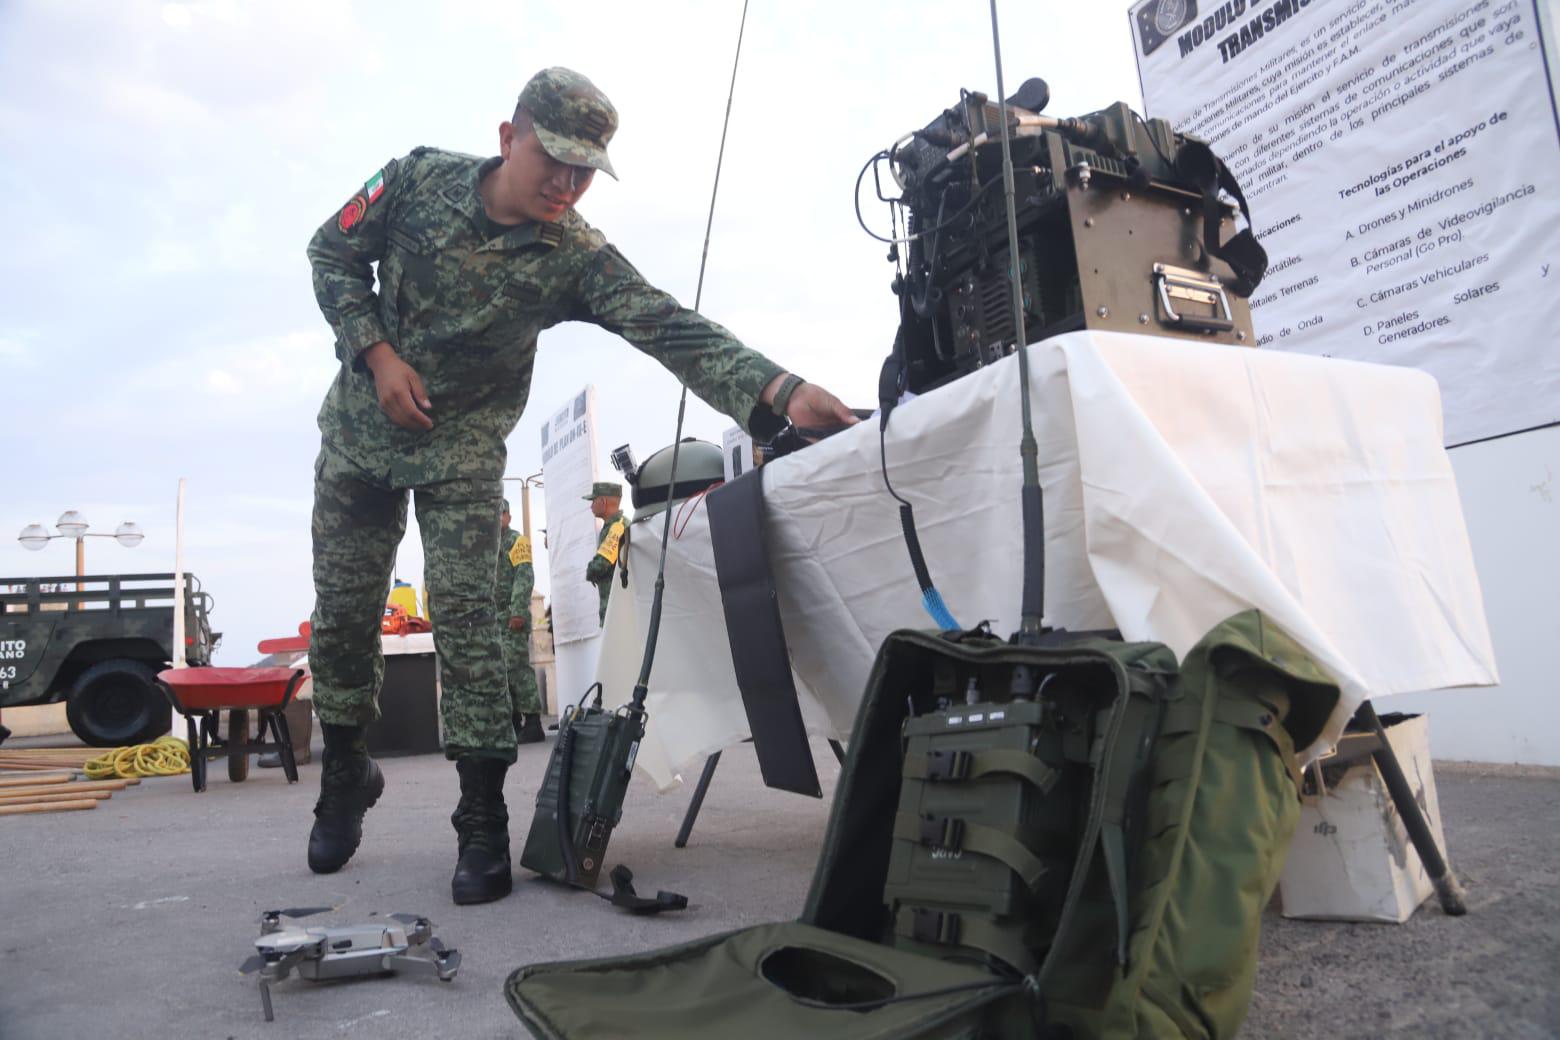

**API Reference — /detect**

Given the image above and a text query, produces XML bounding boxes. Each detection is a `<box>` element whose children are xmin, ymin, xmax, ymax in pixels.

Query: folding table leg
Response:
<box><xmin>272</xmin><ymin>712</ymin><xmax>299</xmax><ymax>783</ymax></box>
<box><xmin>674</xmin><ymin>752</ymin><xmax>722</xmax><ymax>849</ymax></box>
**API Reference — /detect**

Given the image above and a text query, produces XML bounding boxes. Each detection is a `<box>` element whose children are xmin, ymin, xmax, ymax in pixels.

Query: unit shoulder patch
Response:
<box><xmin>508</xmin><ymin>535</ymin><xmax>532</xmax><ymax>566</ymax></box>
<box><xmin>337</xmin><ymin>193</ymin><xmax>368</xmax><ymax>232</ymax></box>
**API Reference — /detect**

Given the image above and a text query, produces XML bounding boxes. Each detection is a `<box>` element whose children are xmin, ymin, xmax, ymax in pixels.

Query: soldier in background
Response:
<box><xmin>498</xmin><ymin>500</ymin><xmax>544</xmax><ymax>744</ymax></box>
<box><xmin>302</xmin><ymin>66</ymin><xmax>855</xmax><ymax>906</ymax></box>
<box><xmin>583</xmin><ymin>482</ymin><xmax>626</xmax><ymax>624</ymax></box>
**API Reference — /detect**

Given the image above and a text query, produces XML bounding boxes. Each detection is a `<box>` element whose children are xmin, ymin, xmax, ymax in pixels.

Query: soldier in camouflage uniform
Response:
<box><xmin>582</xmin><ymin>482</ymin><xmax>626</xmax><ymax>623</ymax></box>
<box><xmin>498</xmin><ymin>500</ymin><xmax>544</xmax><ymax>744</ymax></box>
<box><xmin>303</xmin><ymin>66</ymin><xmax>855</xmax><ymax>905</ymax></box>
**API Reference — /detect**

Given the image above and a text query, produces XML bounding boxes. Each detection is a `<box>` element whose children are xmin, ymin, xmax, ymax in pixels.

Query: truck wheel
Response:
<box><xmin>65</xmin><ymin>660</ymin><xmax>172</xmax><ymax>747</ymax></box>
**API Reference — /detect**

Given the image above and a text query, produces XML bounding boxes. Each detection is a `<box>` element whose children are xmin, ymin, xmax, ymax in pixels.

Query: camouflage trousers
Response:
<box><xmin>308</xmin><ymin>446</ymin><xmax>516</xmax><ymax>763</ymax></box>
<box><xmin>503</xmin><ymin>629</ymin><xmax>541</xmax><ymax>716</ymax></box>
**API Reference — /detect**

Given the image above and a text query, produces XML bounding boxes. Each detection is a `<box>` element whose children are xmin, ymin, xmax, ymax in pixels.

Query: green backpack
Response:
<box><xmin>508</xmin><ymin>610</ymin><xmax>1338</xmax><ymax>1039</ymax></box>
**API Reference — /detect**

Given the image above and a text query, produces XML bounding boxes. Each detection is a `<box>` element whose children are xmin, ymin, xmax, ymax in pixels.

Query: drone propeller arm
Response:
<box><xmin>386</xmin><ymin>948</ymin><xmax>461</xmax><ymax>981</ymax></box>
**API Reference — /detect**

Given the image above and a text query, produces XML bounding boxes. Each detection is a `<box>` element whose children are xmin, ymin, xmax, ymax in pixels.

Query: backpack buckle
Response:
<box><xmin>919</xmin><ymin>814</ymin><xmax>965</xmax><ymax>852</ymax></box>
<box><xmin>910</xmin><ymin>908</ymin><xmax>962</xmax><ymax>945</ymax></box>
<box><xmin>925</xmin><ymin>749</ymin><xmax>972</xmax><ymax>781</ymax></box>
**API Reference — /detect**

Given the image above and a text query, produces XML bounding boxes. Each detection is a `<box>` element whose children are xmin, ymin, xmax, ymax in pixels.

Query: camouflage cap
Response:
<box><xmin>501</xmin><ymin>497</ymin><xmax>511</xmax><ymax>512</ymax></box>
<box><xmin>582</xmin><ymin>481</ymin><xmax>623</xmax><ymax>501</ymax></box>
<box><xmin>519</xmin><ymin>67</ymin><xmax>619</xmax><ymax>180</ymax></box>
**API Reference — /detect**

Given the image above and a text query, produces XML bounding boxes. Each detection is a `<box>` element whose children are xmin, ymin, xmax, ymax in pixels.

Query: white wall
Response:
<box><xmin>1388</xmin><ymin>425</ymin><xmax>1559</xmax><ymax>764</ymax></box>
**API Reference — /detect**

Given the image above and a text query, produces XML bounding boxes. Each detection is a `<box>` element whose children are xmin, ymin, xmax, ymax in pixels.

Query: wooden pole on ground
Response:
<box><xmin>0</xmin><ymin>779</ymin><xmax>134</xmax><ymax>797</ymax></box>
<box><xmin>0</xmin><ymin>790</ymin><xmax>112</xmax><ymax>805</ymax></box>
<box><xmin>0</xmin><ymin>800</ymin><xmax>98</xmax><ymax>816</ymax></box>
<box><xmin>0</xmin><ymin>773</ymin><xmax>73</xmax><ymax>788</ymax></box>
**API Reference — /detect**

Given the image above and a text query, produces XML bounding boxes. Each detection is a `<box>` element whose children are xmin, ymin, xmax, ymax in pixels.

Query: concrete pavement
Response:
<box><xmin>0</xmin><ymin>737</ymin><xmax>1555</xmax><ymax>1039</ymax></box>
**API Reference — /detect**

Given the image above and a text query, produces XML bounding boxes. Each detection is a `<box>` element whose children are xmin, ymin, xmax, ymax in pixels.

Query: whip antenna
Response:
<box><xmin>988</xmin><ymin>0</ymin><xmax>1046</xmax><ymax>644</ymax></box>
<box><xmin>630</xmin><ymin>0</ymin><xmax>752</xmax><ymax>705</ymax></box>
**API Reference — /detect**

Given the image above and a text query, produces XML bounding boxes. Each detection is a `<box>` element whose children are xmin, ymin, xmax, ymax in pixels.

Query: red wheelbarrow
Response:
<box><xmin>158</xmin><ymin>667</ymin><xmax>307</xmax><ymax>792</ymax></box>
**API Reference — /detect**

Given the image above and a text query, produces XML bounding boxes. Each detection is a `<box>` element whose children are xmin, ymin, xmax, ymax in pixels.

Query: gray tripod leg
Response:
<box><xmin>1358</xmin><ymin>701</ymin><xmax>1467</xmax><ymax>916</ymax></box>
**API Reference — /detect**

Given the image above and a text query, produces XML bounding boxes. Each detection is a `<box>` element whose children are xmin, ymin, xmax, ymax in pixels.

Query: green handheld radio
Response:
<box><xmin>520</xmin><ymin>684</ymin><xmax>644</xmax><ymax>892</ymax></box>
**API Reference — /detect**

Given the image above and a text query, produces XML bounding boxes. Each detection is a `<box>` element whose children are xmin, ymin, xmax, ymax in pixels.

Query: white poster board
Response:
<box><xmin>1130</xmin><ymin>0</ymin><xmax>1560</xmax><ymax>445</ymax></box>
<box><xmin>540</xmin><ymin>386</ymin><xmax>603</xmax><ymax>646</ymax></box>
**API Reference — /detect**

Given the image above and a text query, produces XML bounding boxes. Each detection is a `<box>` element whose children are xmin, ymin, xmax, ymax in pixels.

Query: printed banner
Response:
<box><xmin>540</xmin><ymin>386</ymin><xmax>603</xmax><ymax>645</ymax></box>
<box><xmin>1130</xmin><ymin>0</ymin><xmax>1560</xmax><ymax>444</ymax></box>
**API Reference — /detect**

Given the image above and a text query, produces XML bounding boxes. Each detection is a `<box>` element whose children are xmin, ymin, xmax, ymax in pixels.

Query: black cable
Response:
<box><xmin>878</xmin><ymin>396</ymin><xmax>959</xmax><ymax>631</ymax></box>
<box><xmin>1129</xmin><ymin>107</ymin><xmax>1177</xmax><ymax>169</ymax></box>
<box><xmin>852</xmin><ymin>151</ymin><xmax>1005</xmax><ymax>245</ymax></box>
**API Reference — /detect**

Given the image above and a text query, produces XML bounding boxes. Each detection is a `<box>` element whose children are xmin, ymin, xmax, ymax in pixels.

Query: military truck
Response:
<box><xmin>0</xmin><ymin>573</ymin><xmax>219</xmax><ymax>746</ymax></box>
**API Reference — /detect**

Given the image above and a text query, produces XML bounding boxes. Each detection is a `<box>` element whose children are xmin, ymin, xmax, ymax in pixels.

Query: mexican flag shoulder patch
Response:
<box><xmin>365</xmin><ymin>169</ymin><xmax>386</xmax><ymax>203</ymax></box>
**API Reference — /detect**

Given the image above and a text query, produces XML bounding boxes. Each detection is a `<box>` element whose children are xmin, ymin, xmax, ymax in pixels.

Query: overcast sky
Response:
<box><xmin>0</xmin><ymin>0</ymin><xmax>1145</xmax><ymax>665</ymax></box>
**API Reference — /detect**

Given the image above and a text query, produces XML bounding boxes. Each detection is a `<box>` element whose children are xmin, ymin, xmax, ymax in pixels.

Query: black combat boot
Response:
<box><xmin>307</xmin><ymin>723</ymin><xmax>384</xmax><ymax>874</ymax></box>
<box><xmin>451</xmin><ymin>757</ymin><xmax>512</xmax><ymax>905</ymax></box>
<box><xmin>516</xmin><ymin>713</ymin><xmax>546</xmax><ymax>745</ymax></box>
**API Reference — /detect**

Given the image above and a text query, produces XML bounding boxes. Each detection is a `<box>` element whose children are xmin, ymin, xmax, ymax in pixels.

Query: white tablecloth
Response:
<box><xmin>597</xmin><ymin>331</ymin><xmax>1498</xmax><ymax>790</ymax></box>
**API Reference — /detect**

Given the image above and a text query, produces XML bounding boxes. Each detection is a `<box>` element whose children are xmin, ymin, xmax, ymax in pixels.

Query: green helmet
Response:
<box><xmin>630</xmin><ymin>439</ymin><xmax>725</xmax><ymax>520</ymax></box>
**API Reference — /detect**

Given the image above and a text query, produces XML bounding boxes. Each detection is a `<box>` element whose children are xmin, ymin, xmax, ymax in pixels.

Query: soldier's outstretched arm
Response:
<box><xmin>570</xmin><ymin>245</ymin><xmax>859</xmax><ymax>436</ymax></box>
<box><xmin>306</xmin><ymin>156</ymin><xmax>406</xmax><ymax>368</ymax></box>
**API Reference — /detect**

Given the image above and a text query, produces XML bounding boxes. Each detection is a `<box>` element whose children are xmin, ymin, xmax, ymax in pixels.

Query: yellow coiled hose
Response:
<box><xmin>83</xmin><ymin>736</ymin><xmax>191</xmax><ymax>779</ymax></box>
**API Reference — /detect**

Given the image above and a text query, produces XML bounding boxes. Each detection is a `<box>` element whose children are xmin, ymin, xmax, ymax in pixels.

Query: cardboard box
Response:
<box><xmin>1279</xmin><ymin>713</ymin><xmax>1448</xmax><ymax>923</ymax></box>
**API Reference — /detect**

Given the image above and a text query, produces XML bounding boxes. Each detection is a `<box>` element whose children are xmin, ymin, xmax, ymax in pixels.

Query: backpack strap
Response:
<box><xmin>895</xmin><ymin>906</ymin><xmax>1039</xmax><ymax>975</ymax></box>
<box><xmin>894</xmin><ymin>812</ymin><xmax>1050</xmax><ymax>891</ymax></box>
<box><xmin>1175</xmin><ymin>138</ymin><xmax>1268</xmax><ymax>298</ymax></box>
<box><xmin>903</xmin><ymin>747</ymin><xmax>1061</xmax><ymax>794</ymax></box>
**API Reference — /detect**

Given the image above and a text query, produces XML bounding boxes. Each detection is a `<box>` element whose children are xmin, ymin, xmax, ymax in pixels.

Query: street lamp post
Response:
<box><xmin>502</xmin><ymin>473</ymin><xmax>545</xmax><ymax>539</ymax></box>
<box><xmin>17</xmin><ymin>512</ymin><xmax>144</xmax><ymax>605</ymax></box>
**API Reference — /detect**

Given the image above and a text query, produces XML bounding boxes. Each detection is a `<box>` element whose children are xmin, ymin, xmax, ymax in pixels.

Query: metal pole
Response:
<box><xmin>75</xmin><ymin>537</ymin><xmax>84</xmax><ymax>611</ymax></box>
<box><xmin>520</xmin><ymin>482</ymin><xmax>533</xmax><ymax>540</ymax></box>
<box><xmin>172</xmin><ymin>478</ymin><xmax>187</xmax><ymax>669</ymax></box>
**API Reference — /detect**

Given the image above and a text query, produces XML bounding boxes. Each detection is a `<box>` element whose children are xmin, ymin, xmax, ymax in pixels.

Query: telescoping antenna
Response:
<box><xmin>629</xmin><ymin>0</ymin><xmax>753</xmax><ymax>707</ymax></box>
<box><xmin>988</xmin><ymin>0</ymin><xmax>1046</xmax><ymax>645</ymax></box>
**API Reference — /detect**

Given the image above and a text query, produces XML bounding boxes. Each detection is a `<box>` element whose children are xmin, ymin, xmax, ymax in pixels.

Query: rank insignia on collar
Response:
<box><xmin>337</xmin><ymin>193</ymin><xmax>368</xmax><ymax>232</ymax></box>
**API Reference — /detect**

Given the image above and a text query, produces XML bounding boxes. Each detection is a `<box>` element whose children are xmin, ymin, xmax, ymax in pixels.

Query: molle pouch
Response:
<box><xmin>871</xmin><ymin>630</ymin><xmax>1175</xmax><ymax>983</ymax></box>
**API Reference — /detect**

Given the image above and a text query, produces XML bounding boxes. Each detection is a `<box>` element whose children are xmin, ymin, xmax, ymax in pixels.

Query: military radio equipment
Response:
<box><xmin>868</xmin><ymin>78</ymin><xmax>1265</xmax><ymax>396</ymax></box>
<box><xmin>881</xmin><ymin>635</ymin><xmax>1168</xmax><ymax>980</ymax></box>
<box><xmin>520</xmin><ymin>683</ymin><xmax>640</xmax><ymax>891</ymax></box>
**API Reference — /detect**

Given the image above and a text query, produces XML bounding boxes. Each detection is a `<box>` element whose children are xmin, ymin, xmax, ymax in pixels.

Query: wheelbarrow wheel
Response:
<box><xmin>227</xmin><ymin>709</ymin><xmax>250</xmax><ymax>782</ymax></box>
